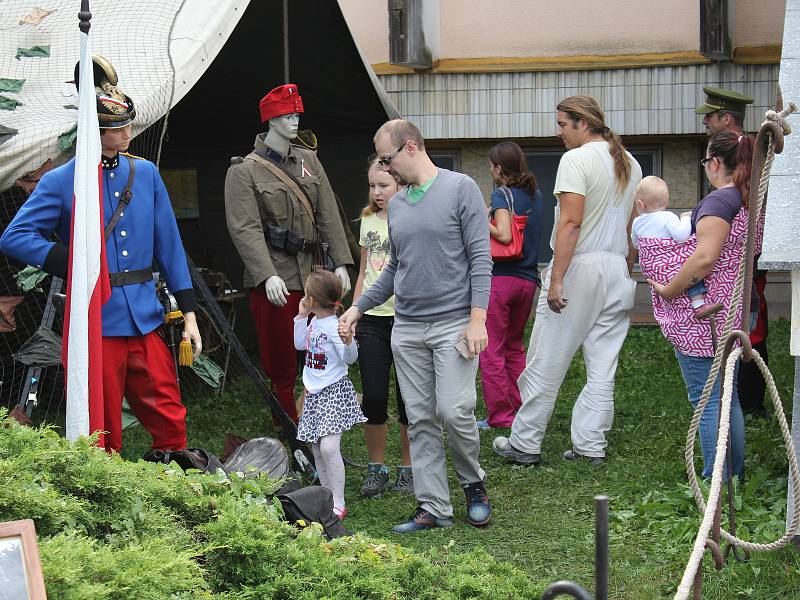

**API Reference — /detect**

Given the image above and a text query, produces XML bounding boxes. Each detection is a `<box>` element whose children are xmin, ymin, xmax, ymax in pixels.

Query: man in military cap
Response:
<box><xmin>0</xmin><ymin>56</ymin><xmax>201</xmax><ymax>453</ymax></box>
<box><xmin>696</xmin><ymin>85</ymin><xmax>768</xmax><ymax>417</ymax></box>
<box><xmin>695</xmin><ymin>85</ymin><xmax>754</xmax><ymax>136</ymax></box>
<box><xmin>224</xmin><ymin>83</ymin><xmax>353</xmax><ymax>424</ymax></box>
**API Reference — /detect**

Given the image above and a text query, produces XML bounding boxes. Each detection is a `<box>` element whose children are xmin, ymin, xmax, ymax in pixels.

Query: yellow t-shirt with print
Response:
<box><xmin>359</xmin><ymin>213</ymin><xmax>395</xmax><ymax>316</ymax></box>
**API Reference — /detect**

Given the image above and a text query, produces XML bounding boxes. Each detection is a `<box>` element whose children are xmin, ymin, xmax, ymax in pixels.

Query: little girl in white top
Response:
<box><xmin>294</xmin><ymin>269</ymin><xmax>366</xmax><ymax>519</ymax></box>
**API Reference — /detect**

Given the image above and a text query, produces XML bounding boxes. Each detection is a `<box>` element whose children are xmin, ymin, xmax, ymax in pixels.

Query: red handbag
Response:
<box><xmin>490</xmin><ymin>187</ymin><xmax>527</xmax><ymax>262</ymax></box>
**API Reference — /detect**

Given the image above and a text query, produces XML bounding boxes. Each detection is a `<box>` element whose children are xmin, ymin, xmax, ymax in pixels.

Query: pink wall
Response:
<box><xmin>734</xmin><ymin>0</ymin><xmax>786</xmax><ymax>47</ymax></box>
<box><xmin>439</xmin><ymin>0</ymin><xmax>699</xmax><ymax>57</ymax></box>
<box><xmin>338</xmin><ymin>0</ymin><xmax>787</xmax><ymax>66</ymax></box>
<box><xmin>338</xmin><ymin>0</ymin><xmax>390</xmax><ymax>64</ymax></box>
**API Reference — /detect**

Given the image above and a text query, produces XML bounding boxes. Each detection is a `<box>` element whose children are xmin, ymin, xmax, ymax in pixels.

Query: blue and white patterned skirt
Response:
<box><xmin>297</xmin><ymin>376</ymin><xmax>366</xmax><ymax>443</ymax></box>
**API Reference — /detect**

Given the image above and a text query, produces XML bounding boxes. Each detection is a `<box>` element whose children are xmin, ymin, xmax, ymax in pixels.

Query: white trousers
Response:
<box><xmin>509</xmin><ymin>252</ymin><xmax>636</xmax><ymax>457</ymax></box>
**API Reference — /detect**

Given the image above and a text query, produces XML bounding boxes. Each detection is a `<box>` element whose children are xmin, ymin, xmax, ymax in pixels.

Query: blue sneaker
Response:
<box><xmin>464</xmin><ymin>481</ymin><xmax>492</xmax><ymax>527</ymax></box>
<box><xmin>391</xmin><ymin>506</ymin><xmax>454</xmax><ymax>533</ymax></box>
<box><xmin>476</xmin><ymin>419</ymin><xmax>491</xmax><ymax>430</ymax></box>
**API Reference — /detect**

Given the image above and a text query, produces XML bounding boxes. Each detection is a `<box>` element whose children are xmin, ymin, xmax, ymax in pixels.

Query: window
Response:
<box><xmin>525</xmin><ymin>146</ymin><xmax>660</xmax><ymax>263</ymax></box>
<box><xmin>429</xmin><ymin>150</ymin><xmax>460</xmax><ymax>173</ymax></box>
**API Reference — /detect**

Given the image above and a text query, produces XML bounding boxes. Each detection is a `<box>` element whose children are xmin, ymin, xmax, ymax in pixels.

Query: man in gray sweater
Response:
<box><xmin>339</xmin><ymin>119</ymin><xmax>493</xmax><ymax>532</ymax></box>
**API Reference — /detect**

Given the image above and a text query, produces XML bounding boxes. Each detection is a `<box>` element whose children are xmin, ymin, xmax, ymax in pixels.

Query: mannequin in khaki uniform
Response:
<box><xmin>225</xmin><ymin>83</ymin><xmax>353</xmax><ymax>423</ymax></box>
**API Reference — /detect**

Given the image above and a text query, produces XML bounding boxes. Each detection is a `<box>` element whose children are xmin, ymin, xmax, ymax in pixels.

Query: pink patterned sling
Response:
<box><xmin>637</xmin><ymin>206</ymin><xmax>763</xmax><ymax>358</ymax></box>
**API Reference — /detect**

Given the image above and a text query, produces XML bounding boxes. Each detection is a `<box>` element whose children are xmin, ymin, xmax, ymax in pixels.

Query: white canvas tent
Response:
<box><xmin>0</xmin><ymin>0</ymin><xmax>257</xmax><ymax>188</ymax></box>
<box><xmin>0</xmin><ymin>0</ymin><xmax>398</xmax><ymax>190</ymax></box>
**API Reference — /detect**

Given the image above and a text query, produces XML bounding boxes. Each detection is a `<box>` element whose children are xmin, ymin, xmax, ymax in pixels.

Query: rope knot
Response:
<box><xmin>765</xmin><ymin>102</ymin><xmax>796</xmax><ymax>135</ymax></box>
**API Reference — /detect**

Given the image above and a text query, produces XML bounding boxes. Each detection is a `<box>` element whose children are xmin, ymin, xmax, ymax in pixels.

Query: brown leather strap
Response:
<box><xmin>245</xmin><ymin>152</ymin><xmax>316</xmax><ymax>224</ymax></box>
<box><xmin>104</xmin><ymin>155</ymin><xmax>135</xmax><ymax>241</ymax></box>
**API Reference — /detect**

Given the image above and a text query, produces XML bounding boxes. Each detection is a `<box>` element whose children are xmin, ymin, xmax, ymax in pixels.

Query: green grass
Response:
<box><xmin>121</xmin><ymin>320</ymin><xmax>800</xmax><ymax>599</ymax></box>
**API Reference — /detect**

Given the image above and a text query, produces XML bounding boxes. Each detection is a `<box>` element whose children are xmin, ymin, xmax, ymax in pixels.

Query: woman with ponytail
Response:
<box><xmin>646</xmin><ymin>130</ymin><xmax>754</xmax><ymax>479</ymax></box>
<box><xmin>479</xmin><ymin>141</ymin><xmax>543</xmax><ymax>429</ymax></box>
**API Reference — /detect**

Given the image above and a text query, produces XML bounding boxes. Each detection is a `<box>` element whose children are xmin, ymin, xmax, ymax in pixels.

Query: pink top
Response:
<box><xmin>637</xmin><ymin>206</ymin><xmax>761</xmax><ymax>357</ymax></box>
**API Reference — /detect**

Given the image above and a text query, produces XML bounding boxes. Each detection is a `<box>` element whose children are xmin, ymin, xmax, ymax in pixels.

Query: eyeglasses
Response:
<box><xmin>377</xmin><ymin>143</ymin><xmax>406</xmax><ymax>167</ymax></box>
<box><xmin>700</xmin><ymin>155</ymin><xmax>716</xmax><ymax>167</ymax></box>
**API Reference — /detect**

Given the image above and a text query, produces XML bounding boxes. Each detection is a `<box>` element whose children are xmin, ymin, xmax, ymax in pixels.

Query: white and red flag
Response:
<box><xmin>62</xmin><ymin>25</ymin><xmax>111</xmax><ymax>445</ymax></box>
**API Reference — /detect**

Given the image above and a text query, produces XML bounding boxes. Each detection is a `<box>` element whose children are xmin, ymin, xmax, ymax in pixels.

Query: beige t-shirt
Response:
<box><xmin>359</xmin><ymin>212</ymin><xmax>395</xmax><ymax>316</ymax></box>
<box><xmin>551</xmin><ymin>141</ymin><xmax>641</xmax><ymax>256</ymax></box>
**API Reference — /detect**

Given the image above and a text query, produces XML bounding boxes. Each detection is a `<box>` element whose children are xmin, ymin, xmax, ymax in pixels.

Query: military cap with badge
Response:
<box><xmin>695</xmin><ymin>86</ymin><xmax>754</xmax><ymax>117</ymax></box>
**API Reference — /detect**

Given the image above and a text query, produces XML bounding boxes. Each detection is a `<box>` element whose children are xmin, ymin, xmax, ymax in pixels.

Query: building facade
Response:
<box><xmin>340</xmin><ymin>0</ymin><xmax>786</xmax><ymax>264</ymax></box>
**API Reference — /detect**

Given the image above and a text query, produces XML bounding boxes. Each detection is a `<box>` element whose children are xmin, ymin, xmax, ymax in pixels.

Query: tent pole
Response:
<box><xmin>283</xmin><ymin>0</ymin><xmax>289</xmax><ymax>83</ymax></box>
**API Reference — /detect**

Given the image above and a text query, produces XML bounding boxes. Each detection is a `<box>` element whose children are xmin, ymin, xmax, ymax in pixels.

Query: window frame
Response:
<box><xmin>428</xmin><ymin>149</ymin><xmax>461</xmax><ymax>173</ymax></box>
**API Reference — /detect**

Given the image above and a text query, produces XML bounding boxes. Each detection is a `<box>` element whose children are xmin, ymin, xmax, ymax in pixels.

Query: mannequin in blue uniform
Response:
<box><xmin>0</xmin><ymin>55</ymin><xmax>201</xmax><ymax>453</ymax></box>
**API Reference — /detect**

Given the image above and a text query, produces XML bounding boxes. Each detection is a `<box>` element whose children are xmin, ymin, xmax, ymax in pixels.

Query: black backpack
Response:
<box><xmin>277</xmin><ymin>485</ymin><xmax>352</xmax><ymax>540</ymax></box>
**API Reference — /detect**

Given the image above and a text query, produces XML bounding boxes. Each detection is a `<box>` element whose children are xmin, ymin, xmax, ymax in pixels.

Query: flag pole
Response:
<box><xmin>79</xmin><ymin>0</ymin><xmax>91</xmax><ymax>34</ymax></box>
<box><xmin>65</xmin><ymin>0</ymin><xmax>108</xmax><ymax>445</ymax></box>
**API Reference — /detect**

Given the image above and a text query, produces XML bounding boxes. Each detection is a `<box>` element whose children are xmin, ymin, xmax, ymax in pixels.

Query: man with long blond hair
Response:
<box><xmin>494</xmin><ymin>95</ymin><xmax>642</xmax><ymax>466</ymax></box>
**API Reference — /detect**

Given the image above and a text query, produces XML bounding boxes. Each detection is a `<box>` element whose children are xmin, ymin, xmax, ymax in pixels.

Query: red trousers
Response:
<box><xmin>102</xmin><ymin>330</ymin><xmax>187</xmax><ymax>452</ymax></box>
<box><xmin>479</xmin><ymin>276</ymin><xmax>538</xmax><ymax>427</ymax></box>
<box><xmin>249</xmin><ymin>288</ymin><xmax>301</xmax><ymax>423</ymax></box>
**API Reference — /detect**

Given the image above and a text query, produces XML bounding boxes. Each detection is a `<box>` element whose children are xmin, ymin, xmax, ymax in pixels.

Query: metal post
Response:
<box><xmin>282</xmin><ymin>0</ymin><xmax>289</xmax><ymax>83</ymax></box>
<box><xmin>595</xmin><ymin>495</ymin><xmax>609</xmax><ymax>600</ymax></box>
<box><xmin>540</xmin><ymin>494</ymin><xmax>610</xmax><ymax>599</ymax></box>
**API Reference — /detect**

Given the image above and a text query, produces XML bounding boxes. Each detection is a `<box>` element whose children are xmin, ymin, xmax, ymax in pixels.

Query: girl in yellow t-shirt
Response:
<box><xmin>353</xmin><ymin>157</ymin><xmax>412</xmax><ymax>498</ymax></box>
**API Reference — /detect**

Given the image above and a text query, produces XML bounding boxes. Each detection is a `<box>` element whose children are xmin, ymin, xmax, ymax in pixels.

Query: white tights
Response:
<box><xmin>311</xmin><ymin>433</ymin><xmax>345</xmax><ymax>513</ymax></box>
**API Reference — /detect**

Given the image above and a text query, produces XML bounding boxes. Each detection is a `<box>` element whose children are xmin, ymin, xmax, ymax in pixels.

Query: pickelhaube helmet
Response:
<box><xmin>73</xmin><ymin>55</ymin><xmax>136</xmax><ymax>129</ymax></box>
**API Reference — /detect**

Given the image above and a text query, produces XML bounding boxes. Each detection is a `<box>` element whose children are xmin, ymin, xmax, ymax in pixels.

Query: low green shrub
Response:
<box><xmin>0</xmin><ymin>411</ymin><xmax>539</xmax><ymax>599</ymax></box>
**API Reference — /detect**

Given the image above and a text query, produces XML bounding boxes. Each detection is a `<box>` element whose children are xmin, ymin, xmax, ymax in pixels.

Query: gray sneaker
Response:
<box><xmin>562</xmin><ymin>449</ymin><xmax>604</xmax><ymax>466</ymax></box>
<box><xmin>492</xmin><ymin>436</ymin><xmax>541</xmax><ymax>465</ymax></box>
<box><xmin>361</xmin><ymin>462</ymin><xmax>390</xmax><ymax>497</ymax></box>
<box><xmin>390</xmin><ymin>466</ymin><xmax>414</xmax><ymax>495</ymax></box>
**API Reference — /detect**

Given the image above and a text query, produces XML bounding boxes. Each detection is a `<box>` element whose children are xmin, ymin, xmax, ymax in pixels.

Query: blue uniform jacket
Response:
<box><xmin>0</xmin><ymin>154</ymin><xmax>196</xmax><ymax>337</ymax></box>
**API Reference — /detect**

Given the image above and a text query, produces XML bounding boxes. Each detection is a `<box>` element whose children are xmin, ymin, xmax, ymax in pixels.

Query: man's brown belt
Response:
<box><xmin>108</xmin><ymin>268</ymin><xmax>152</xmax><ymax>287</ymax></box>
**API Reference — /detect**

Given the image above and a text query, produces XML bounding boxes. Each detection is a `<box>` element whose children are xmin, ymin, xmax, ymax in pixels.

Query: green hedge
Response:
<box><xmin>0</xmin><ymin>411</ymin><xmax>540</xmax><ymax>599</ymax></box>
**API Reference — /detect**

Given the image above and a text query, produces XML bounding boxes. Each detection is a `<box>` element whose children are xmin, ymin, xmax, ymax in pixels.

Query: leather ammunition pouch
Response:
<box><xmin>266</xmin><ymin>224</ymin><xmax>320</xmax><ymax>255</ymax></box>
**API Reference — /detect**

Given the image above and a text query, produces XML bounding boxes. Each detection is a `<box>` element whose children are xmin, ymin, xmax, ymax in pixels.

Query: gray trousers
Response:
<box><xmin>391</xmin><ymin>315</ymin><xmax>485</xmax><ymax>518</ymax></box>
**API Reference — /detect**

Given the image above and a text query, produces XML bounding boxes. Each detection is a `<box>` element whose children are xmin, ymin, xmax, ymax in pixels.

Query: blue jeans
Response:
<box><xmin>687</xmin><ymin>280</ymin><xmax>707</xmax><ymax>299</ymax></box>
<box><xmin>675</xmin><ymin>351</ymin><xmax>745</xmax><ymax>479</ymax></box>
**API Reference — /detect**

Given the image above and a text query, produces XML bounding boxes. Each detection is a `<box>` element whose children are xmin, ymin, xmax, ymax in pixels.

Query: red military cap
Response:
<box><xmin>259</xmin><ymin>83</ymin><xmax>304</xmax><ymax>123</ymax></box>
